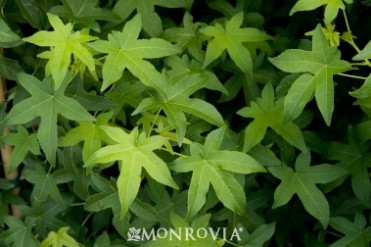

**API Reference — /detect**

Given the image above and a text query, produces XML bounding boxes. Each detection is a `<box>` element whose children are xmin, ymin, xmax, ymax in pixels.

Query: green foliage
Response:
<box><xmin>1</xmin><ymin>0</ymin><xmax>371</xmax><ymax>246</ymax></box>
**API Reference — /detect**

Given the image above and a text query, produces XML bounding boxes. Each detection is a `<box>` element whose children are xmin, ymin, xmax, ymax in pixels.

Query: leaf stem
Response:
<box><xmin>148</xmin><ymin>107</ymin><xmax>162</xmax><ymax>137</ymax></box>
<box><xmin>218</xmin><ymin>238</ymin><xmax>240</xmax><ymax>247</ymax></box>
<box><xmin>160</xmin><ymin>147</ymin><xmax>186</xmax><ymax>157</ymax></box>
<box><xmin>342</xmin><ymin>10</ymin><xmax>371</xmax><ymax>67</ymax></box>
<box><xmin>337</xmin><ymin>73</ymin><xmax>368</xmax><ymax>80</ymax></box>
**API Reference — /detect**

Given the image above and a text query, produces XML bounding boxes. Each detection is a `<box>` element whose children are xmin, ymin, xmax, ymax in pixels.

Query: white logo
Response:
<box><xmin>127</xmin><ymin>227</ymin><xmax>141</xmax><ymax>241</ymax></box>
<box><xmin>127</xmin><ymin>227</ymin><xmax>243</xmax><ymax>242</ymax></box>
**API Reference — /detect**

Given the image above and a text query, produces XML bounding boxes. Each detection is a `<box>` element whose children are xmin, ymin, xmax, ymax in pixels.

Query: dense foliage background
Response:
<box><xmin>1</xmin><ymin>0</ymin><xmax>371</xmax><ymax>246</ymax></box>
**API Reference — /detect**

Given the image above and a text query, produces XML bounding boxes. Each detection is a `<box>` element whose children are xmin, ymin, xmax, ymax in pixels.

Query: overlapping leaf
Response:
<box><xmin>84</xmin><ymin>126</ymin><xmax>178</xmax><ymax>218</ymax></box>
<box><xmin>23</xmin><ymin>13</ymin><xmax>97</xmax><ymax>88</ymax></box>
<box><xmin>89</xmin><ymin>14</ymin><xmax>180</xmax><ymax>91</ymax></box>
<box><xmin>113</xmin><ymin>0</ymin><xmax>187</xmax><ymax>37</ymax></box>
<box><xmin>4</xmin><ymin>73</ymin><xmax>94</xmax><ymax>166</ymax></box>
<box><xmin>327</xmin><ymin>126</ymin><xmax>371</xmax><ymax>206</ymax></box>
<box><xmin>60</xmin><ymin>112</ymin><xmax>112</xmax><ymax>162</ymax></box>
<box><xmin>330</xmin><ymin>212</ymin><xmax>371</xmax><ymax>247</ymax></box>
<box><xmin>143</xmin><ymin>213</ymin><xmax>220</xmax><ymax>247</ymax></box>
<box><xmin>133</xmin><ymin>71</ymin><xmax>224</xmax><ymax>145</ymax></box>
<box><xmin>0</xmin><ymin>126</ymin><xmax>40</xmax><ymax>173</ymax></box>
<box><xmin>49</xmin><ymin>0</ymin><xmax>120</xmax><ymax>32</ymax></box>
<box><xmin>237</xmin><ymin>83</ymin><xmax>307</xmax><ymax>152</ymax></box>
<box><xmin>269</xmin><ymin>25</ymin><xmax>352</xmax><ymax>125</ymax></box>
<box><xmin>172</xmin><ymin>127</ymin><xmax>266</xmax><ymax>217</ymax></box>
<box><xmin>0</xmin><ymin>18</ymin><xmax>23</xmax><ymax>48</ymax></box>
<box><xmin>200</xmin><ymin>12</ymin><xmax>271</xmax><ymax>75</ymax></box>
<box><xmin>269</xmin><ymin>152</ymin><xmax>347</xmax><ymax>228</ymax></box>
<box><xmin>162</xmin><ymin>13</ymin><xmax>203</xmax><ymax>61</ymax></box>
<box><xmin>40</xmin><ymin>227</ymin><xmax>80</xmax><ymax>247</ymax></box>
<box><xmin>0</xmin><ymin>217</ymin><xmax>39</xmax><ymax>247</ymax></box>
<box><xmin>21</xmin><ymin>164</ymin><xmax>64</xmax><ymax>204</ymax></box>
<box><xmin>290</xmin><ymin>0</ymin><xmax>353</xmax><ymax>24</ymax></box>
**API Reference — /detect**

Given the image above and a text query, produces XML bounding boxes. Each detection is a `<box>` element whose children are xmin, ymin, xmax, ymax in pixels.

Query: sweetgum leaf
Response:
<box><xmin>269</xmin><ymin>152</ymin><xmax>347</xmax><ymax>228</ymax></box>
<box><xmin>269</xmin><ymin>25</ymin><xmax>351</xmax><ymax>125</ymax></box>
<box><xmin>290</xmin><ymin>0</ymin><xmax>353</xmax><ymax>24</ymax></box>
<box><xmin>0</xmin><ymin>126</ymin><xmax>40</xmax><ymax>173</ymax></box>
<box><xmin>85</xmin><ymin>126</ymin><xmax>178</xmax><ymax>218</ymax></box>
<box><xmin>23</xmin><ymin>13</ymin><xmax>97</xmax><ymax>88</ymax></box>
<box><xmin>89</xmin><ymin>14</ymin><xmax>180</xmax><ymax>91</ymax></box>
<box><xmin>200</xmin><ymin>12</ymin><xmax>271</xmax><ymax>75</ymax></box>
<box><xmin>5</xmin><ymin>73</ymin><xmax>93</xmax><ymax>166</ymax></box>
<box><xmin>172</xmin><ymin>127</ymin><xmax>265</xmax><ymax>217</ymax></box>
<box><xmin>113</xmin><ymin>0</ymin><xmax>186</xmax><ymax>37</ymax></box>
<box><xmin>237</xmin><ymin>83</ymin><xmax>307</xmax><ymax>152</ymax></box>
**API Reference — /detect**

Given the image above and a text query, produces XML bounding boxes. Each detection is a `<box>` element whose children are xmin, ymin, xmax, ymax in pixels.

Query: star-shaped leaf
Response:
<box><xmin>171</xmin><ymin>127</ymin><xmax>266</xmax><ymax>217</ymax></box>
<box><xmin>18</xmin><ymin>198</ymin><xmax>71</xmax><ymax>238</ymax></box>
<box><xmin>133</xmin><ymin>71</ymin><xmax>224</xmax><ymax>145</ymax></box>
<box><xmin>4</xmin><ymin>73</ymin><xmax>94</xmax><ymax>166</ymax></box>
<box><xmin>23</xmin><ymin>13</ymin><xmax>97</xmax><ymax>88</ymax></box>
<box><xmin>162</xmin><ymin>12</ymin><xmax>203</xmax><ymax>61</ymax></box>
<box><xmin>269</xmin><ymin>152</ymin><xmax>347</xmax><ymax>228</ymax></box>
<box><xmin>327</xmin><ymin>126</ymin><xmax>371</xmax><ymax>206</ymax></box>
<box><xmin>85</xmin><ymin>126</ymin><xmax>178</xmax><ymax>218</ymax></box>
<box><xmin>0</xmin><ymin>216</ymin><xmax>39</xmax><ymax>247</ymax></box>
<box><xmin>269</xmin><ymin>25</ymin><xmax>352</xmax><ymax>125</ymax></box>
<box><xmin>113</xmin><ymin>0</ymin><xmax>187</xmax><ymax>37</ymax></box>
<box><xmin>290</xmin><ymin>0</ymin><xmax>353</xmax><ymax>24</ymax></box>
<box><xmin>40</xmin><ymin>227</ymin><xmax>80</xmax><ymax>247</ymax></box>
<box><xmin>330</xmin><ymin>212</ymin><xmax>371</xmax><ymax>247</ymax></box>
<box><xmin>21</xmin><ymin>164</ymin><xmax>64</xmax><ymax>204</ymax></box>
<box><xmin>0</xmin><ymin>126</ymin><xmax>40</xmax><ymax>173</ymax></box>
<box><xmin>165</xmin><ymin>55</ymin><xmax>227</xmax><ymax>94</ymax></box>
<box><xmin>89</xmin><ymin>14</ymin><xmax>180</xmax><ymax>91</ymax></box>
<box><xmin>60</xmin><ymin>112</ymin><xmax>112</xmax><ymax>162</ymax></box>
<box><xmin>200</xmin><ymin>12</ymin><xmax>271</xmax><ymax>75</ymax></box>
<box><xmin>237</xmin><ymin>83</ymin><xmax>307</xmax><ymax>152</ymax></box>
<box><xmin>49</xmin><ymin>0</ymin><xmax>120</xmax><ymax>33</ymax></box>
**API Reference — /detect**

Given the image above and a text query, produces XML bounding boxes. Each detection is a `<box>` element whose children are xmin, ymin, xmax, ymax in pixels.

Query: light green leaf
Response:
<box><xmin>60</xmin><ymin>112</ymin><xmax>112</xmax><ymax>161</ymax></box>
<box><xmin>270</xmin><ymin>25</ymin><xmax>351</xmax><ymax>125</ymax></box>
<box><xmin>23</xmin><ymin>13</ymin><xmax>97</xmax><ymax>88</ymax></box>
<box><xmin>354</xmin><ymin>41</ymin><xmax>371</xmax><ymax>60</ymax></box>
<box><xmin>162</xmin><ymin>13</ymin><xmax>204</xmax><ymax>61</ymax></box>
<box><xmin>200</xmin><ymin>12</ymin><xmax>271</xmax><ymax>75</ymax></box>
<box><xmin>290</xmin><ymin>0</ymin><xmax>352</xmax><ymax>24</ymax></box>
<box><xmin>5</xmin><ymin>73</ymin><xmax>93</xmax><ymax>166</ymax></box>
<box><xmin>283</xmin><ymin>73</ymin><xmax>316</xmax><ymax>122</ymax></box>
<box><xmin>269</xmin><ymin>152</ymin><xmax>347</xmax><ymax>228</ymax></box>
<box><xmin>40</xmin><ymin>227</ymin><xmax>80</xmax><ymax>247</ymax></box>
<box><xmin>243</xmin><ymin>222</ymin><xmax>276</xmax><ymax>247</ymax></box>
<box><xmin>172</xmin><ymin>128</ymin><xmax>265</xmax><ymax>217</ymax></box>
<box><xmin>133</xmin><ymin>72</ymin><xmax>224</xmax><ymax>145</ymax></box>
<box><xmin>85</xmin><ymin>126</ymin><xmax>178</xmax><ymax>218</ymax></box>
<box><xmin>89</xmin><ymin>14</ymin><xmax>180</xmax><ymax>91</ymax></box>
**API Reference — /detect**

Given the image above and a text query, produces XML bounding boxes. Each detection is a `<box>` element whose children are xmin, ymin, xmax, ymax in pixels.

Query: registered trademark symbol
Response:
<box><xmin>239</xmin><ymin>227</ymin><xmax>243</xmax><ymax>232</ymax></box>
